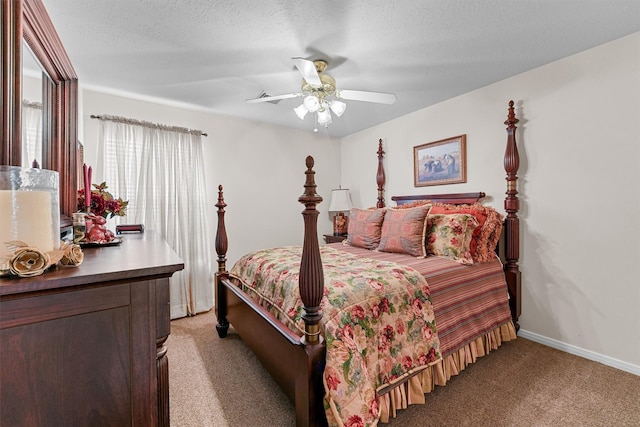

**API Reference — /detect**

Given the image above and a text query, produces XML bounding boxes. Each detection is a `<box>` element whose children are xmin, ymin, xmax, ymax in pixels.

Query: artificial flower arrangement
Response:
<box><xmin>0</xmin><ymin>240</ymin><xmax>84</xmax><ymax>278</ymax></box>
<box><xmin>77</xmin><ymin>182</ymin><xmax>128</xmax><ymax>244</ymax></box>
<box><xmin>77</xmin><ymin>182</ymin><xmax>128</xmax><ymax>219</ymax></box>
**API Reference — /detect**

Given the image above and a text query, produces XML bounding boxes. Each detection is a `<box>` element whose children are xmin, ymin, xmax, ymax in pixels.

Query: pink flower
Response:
<box><xmin>287</xmin><ymin>307</ymin><xmax>297</xmax><ymax>318</ymax></box>
<box><xmin>333</xmin><ymin>280</ymin><xmax>347</xmax><ymax>288</ymax></box>
<box><xmin>422</xmin><ymin>325</ymin><xmax>433</xmax><ymax>340</ymax></box>
<box><xmin>369</xmin><ymin>397</ymin><xmax>380</xmax><ymax>417</ymax></box>
<box><xmin>367</xmin><ymin>278</ymin><xmax>384</xmax><ymax>291</ymax></box>
<box><xmin>341</xmin><ymin>324</ymin><xmax>357</xmax><ymax>351</ymax></box>
<box><xmin>412</xmin><ymin>298</ymin><xmax>423</xmax><ymax>317</ymax></box>
<box><xmin>371</xmin><ymin>305</ymin><xmax>381</xmax><ymax>319</ymax></box>
<box><xmin>395</xmin><ymin>318</ymin><xmax>405</xmax><ymax>335</ymax></box>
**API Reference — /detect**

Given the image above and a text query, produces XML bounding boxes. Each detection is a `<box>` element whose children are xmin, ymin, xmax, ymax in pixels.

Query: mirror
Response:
<box><xmin>22</xmin><ymin>42</ymin><xmax>44</xmax><ymax>168</ymax></box>
<box><xmin>1</xmin><ymin>0</ymin><xmax>79</xmax><ymax>222</ymax></box>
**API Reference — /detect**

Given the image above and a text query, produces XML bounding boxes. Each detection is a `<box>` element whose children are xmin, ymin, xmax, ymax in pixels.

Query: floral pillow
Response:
<box><xmin>377</xmin><ymin>204</ymin><xmax>431</xmax><ymax>257</ymax></box>
<box><xmin>346</xmin><ymin>208</ymin><xmax>386</xmax><ymax>250</ymax></box>
<box><xmin>426</xmin><ymin>213</ymin><xmax>479</xmax><ymax>265</ymax></box>
<box><xmin>429</xmin><ymin>203</ymin><xmax>503</xmax><ymax>263</ymax></box>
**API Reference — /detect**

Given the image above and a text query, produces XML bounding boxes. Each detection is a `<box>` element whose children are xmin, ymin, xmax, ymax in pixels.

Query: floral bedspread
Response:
<box><xmin>230</xmin><ymin>246</ymin><xmax>441</xmax><ymax>426</ymax></box>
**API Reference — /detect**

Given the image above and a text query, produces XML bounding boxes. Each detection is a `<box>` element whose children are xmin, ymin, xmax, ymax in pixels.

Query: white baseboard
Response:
<box><xmin>518</xmin><ymin>329</ymin><xmax>640</xmax><ymax>376</ymax></box>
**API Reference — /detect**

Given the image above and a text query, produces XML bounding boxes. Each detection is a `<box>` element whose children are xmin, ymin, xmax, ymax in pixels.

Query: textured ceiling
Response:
<box><xmin>40</xmin><ymin>0</ymin><xmax>640</xmax><ymax>138</ymax></box>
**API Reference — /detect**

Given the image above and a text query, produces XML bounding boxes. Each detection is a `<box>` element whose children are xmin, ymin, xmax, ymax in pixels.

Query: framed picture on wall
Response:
<box><xmin>413</xmin><ymin>134</ymin><xmax>467</xmax><ymax>187</ymax></box>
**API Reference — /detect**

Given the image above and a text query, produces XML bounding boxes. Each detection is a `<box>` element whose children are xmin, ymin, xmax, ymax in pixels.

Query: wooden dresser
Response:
<box><xmin>0</xmin><ymin>233</ymin><xmax>184</xmax><ymax>426</ymax></box>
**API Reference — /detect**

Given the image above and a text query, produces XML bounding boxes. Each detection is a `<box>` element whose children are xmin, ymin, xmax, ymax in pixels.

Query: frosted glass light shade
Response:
<box><xmin>330</xmin><ymin>100</ymin><xmax>346</xmax><ymax>117</ymax></box>
<box><xmin>317</xmin><ymin>108</ymin><xmax>332</xmax><ymax>124</ymax></box>
<box><xmin>303</xmin><ymin>95</ymin><xmax>320</xmax><ymax>112</ymax></box>
<box><xmin>294</xmin><ymin>104</ymin><xmax>308</xmax><ymax>120</ymax></box>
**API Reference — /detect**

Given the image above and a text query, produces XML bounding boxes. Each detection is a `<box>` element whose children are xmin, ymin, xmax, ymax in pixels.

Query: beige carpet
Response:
<box><xmin>168</xmin><ymin>309</ymin><xmax>640</xmax><ymax>427</ymax></box>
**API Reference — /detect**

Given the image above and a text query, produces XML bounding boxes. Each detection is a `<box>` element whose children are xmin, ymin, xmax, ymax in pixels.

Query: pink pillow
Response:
<box><xmin>377</xmin><ymin>204</ymin><xmax>431</xmax><ymax>257</ymax></box>
<box><xmin>346</xmin><ymin>208</ymin><xmax>386</xmax><ymax>250</ymax></box>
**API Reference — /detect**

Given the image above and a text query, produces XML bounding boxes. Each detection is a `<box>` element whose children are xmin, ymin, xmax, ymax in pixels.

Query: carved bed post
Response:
<box><xmin>297</xmin><ymin>156</ymin><xmax>325</xmax><ymax>344</ymax></box>
<box><xmin>215</xmin><ymin>185</ymin><xmax>230</xmax><ymax>338</ymax></box>
<box><xmin>215</xmin><ymin>185</ymin><xmax>228</xmax><ymax>273</ymax></box>
<box><xmin>504</xmin><ymin>100</ymin><xmax>521</xmax><ymax>329</ymax></box>
<box><xmin>376</xmin><ymin>139</ymin><xmax>386</xmax><ymax>208</ymax></box>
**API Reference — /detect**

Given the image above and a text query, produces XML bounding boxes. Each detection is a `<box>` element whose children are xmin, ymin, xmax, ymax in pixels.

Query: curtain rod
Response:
<box><xmin>90</xmin><ymin>114</ymin><xmax>208</xmax><ymax>137</ymax></box>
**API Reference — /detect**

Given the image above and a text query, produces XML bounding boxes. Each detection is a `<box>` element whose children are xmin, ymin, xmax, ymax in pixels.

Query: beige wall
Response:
<box><xmin>341</xmin><ymin>32</ymin><xmax>640</xmax><ymax>371</ymax></box>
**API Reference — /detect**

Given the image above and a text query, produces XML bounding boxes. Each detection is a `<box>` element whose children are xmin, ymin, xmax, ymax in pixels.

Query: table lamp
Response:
<box><xmin>328</xmin><ymin>187</ymin><xmax>353</xmax><ymax>236</ymax></box>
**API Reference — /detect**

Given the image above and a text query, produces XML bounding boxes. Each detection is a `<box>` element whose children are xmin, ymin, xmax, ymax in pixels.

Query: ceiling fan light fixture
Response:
<box><xmin>317</xmin><ymin>108</ymin><xmax>332</xmax><ymax>125</ymax></box>
<box><xmin>303</xmin><ymin>95</ymin><xmax>320</xmax><ymax>112</ymax></box>
<box><xmin>294</xmin><ymin>104</ymin><xmax>308</xmax><ymax>120</ymax></box>
<box><xmin>329</xmin><ymin>100</ymin><xmax>346</xmax><ymax>117</ymax></box>
<box><xmin>248</xmin><ymin>57</ymin><xmax>397</xmax><ymax>133</ymax></box>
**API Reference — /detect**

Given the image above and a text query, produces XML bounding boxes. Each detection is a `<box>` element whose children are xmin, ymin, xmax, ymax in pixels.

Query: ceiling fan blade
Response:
<box><xmin>337</xmin><ymin>90</ymin><xmax>397</xmax><ymax>104</ymax></box>
<box><xmin>246</xmin><ymin>92</ymin><xmax>303</xmax><ymax>103</ymax></box>
<box><xmin>291</xmin><ymin>57</ymin><xmax>322</xmax><ymax>87</ymax></box>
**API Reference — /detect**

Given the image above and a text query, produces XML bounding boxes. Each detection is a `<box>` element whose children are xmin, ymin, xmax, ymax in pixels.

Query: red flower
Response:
<box><xmin>378</xmin><ymin>297</ymin><xmax>390</xmax><ymax>314</ymax></box>
<box><xmin>77</xmin><ymin>182</ymin><xmax>128</xmax><ymax>218</ymax></box>
<box><xmin>325</xmin><ymin>366</ymin><xmax>341</xmax><ymax>391</ymax></box>
<box><xmin>402</xmin><ymin>355</ymin><xmax>413</xmax><ymax>370</ymax></box>
<box><xmin>427</xmin><ymin>347</ymin><xmax>437</xmax><ymax>363</ymax></box>
<box><xmin>345</xmin><ymin>415</ymin><xmax>364</xmax><ymax>427</ymax></box>
<box><xmin>351</xmin><ymin>305</ymin><xmax>365</xmax><ymax>320</ymax></box>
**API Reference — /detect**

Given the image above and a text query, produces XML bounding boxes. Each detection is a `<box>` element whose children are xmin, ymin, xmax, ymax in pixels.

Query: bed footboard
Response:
<box><xmin>214</xmin><ymin>173</ymin><xmax>328</xmax><ymax>426</ymax></box>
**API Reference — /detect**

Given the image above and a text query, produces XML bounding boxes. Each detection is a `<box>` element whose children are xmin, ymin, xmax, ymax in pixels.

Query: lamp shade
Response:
<box><xmin>317</xmin><ymin>108</ymin><xmax>332</xmax><ymax>125</ymax></box>
<box><xmin>330</xmin><ymin>100</ymin><xmax>346</xmax><ymax>117</ymax></box>
<box><xmin>294</xmin><ymin>103</ymin><xmax>308</xmax><ymax>120</ymax></box>
<box><xmin>328</xmin><ymin>188</ymin><xmax>353</xmax><ymax>213</ymax></box>
<box><xmin>303</xmin><ymin>95</ymin><xmax>320</xmax><ymax>112</ymax></box>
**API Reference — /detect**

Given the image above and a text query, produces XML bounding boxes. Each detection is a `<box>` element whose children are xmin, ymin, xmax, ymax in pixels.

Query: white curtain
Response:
<box><xmin>21</xmin><ymin>100</ymin><xmax>43</xmax><ymax>168</ymax></box>
<box><xmin>96</xmin><ymin>118</ymin><xmax>212</xmax><ymax>319</ymax></box>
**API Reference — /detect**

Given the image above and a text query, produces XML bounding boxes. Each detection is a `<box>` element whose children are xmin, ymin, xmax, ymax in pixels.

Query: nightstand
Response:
<box><xmin>323</xmin><ymin>234</ymin><xmax>346</xmax><ymax>244</ymax></box>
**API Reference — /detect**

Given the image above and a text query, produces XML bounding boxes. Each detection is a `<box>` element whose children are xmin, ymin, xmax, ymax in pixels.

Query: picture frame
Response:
<box><xmin>413</xmin><ymin>134</ymin><xmax>467</xmax><ymax>187</ymax></box>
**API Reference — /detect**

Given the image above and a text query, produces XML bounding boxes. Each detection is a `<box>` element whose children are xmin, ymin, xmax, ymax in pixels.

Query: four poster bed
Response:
<box><xmin>214</xmin><ymin>101</ymin><xmax>522</xmax><ymax>426</ymax></box>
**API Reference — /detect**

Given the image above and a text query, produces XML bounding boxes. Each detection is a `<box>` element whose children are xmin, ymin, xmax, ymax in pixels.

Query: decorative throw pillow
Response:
<box><xmin>377</xmin><ymin>204</ymin><xmax>431</xmax><ymax>257</ymax></box>
<box><xmin>428</xmin><ymin>203</ymin><xmax>503</xmax><ymax>263</ymax></box>
<box><xmin>426</xmin><ymin>213</ymin><xmax>479</xmax><ymax>265</ymax></box>
<box><xmin>478</xmin><ymin>208</ymin><xmax>504</xmax><ymax>262</ymax></box>
<box><xmin>346</xmin><ymin>208</ymin><xmax>386</xmax><ymax>250</ymax></box>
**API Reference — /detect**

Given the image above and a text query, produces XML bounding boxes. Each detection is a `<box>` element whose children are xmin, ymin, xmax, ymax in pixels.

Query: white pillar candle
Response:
<box><xmin>0</xmin><ymin>190</ymin><xmax>54</xmax><ymax>258</ymax></box>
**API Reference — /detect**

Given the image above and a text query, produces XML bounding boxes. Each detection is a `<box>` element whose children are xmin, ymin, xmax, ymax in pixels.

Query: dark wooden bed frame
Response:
<box><xmin>214</xmin><ymin>100</ymin><xmax>521</xmax><ymax>427</ymax></box>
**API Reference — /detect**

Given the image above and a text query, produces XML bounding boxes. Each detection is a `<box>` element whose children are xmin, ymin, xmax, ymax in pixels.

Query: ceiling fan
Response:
<box><xmin>246</xmin><ymin>57</ymin><xmax>396</xmax><ymax>129</ymax></box>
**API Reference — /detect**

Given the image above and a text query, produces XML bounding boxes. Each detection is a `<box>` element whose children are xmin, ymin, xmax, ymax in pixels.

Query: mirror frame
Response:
<box><xmin>1</xmin><ymin>0</ymin><xmax>79</xmax><ymax>221</ymax></box>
